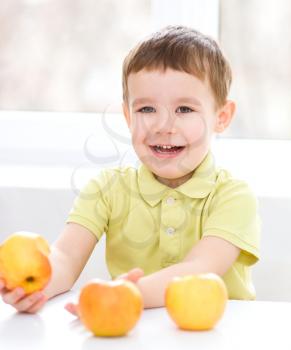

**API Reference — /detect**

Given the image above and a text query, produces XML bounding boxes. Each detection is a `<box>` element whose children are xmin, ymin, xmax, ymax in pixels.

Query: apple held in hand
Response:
<box><xmin>165</xmin><ymin>273</ymin><xmax>228</xmax><ymax>331</ymax></box>
<box><xmin>0</xmin><ymin>232</ymin><xmax>51</xmax><ymax>294</ymax></box>
<box><xmin>78</xmin><ymin>279</ymin><xmax>143</xmax><ymax>337</ymax></box>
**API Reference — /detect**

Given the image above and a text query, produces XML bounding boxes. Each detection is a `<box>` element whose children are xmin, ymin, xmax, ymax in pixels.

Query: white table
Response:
<box><xmin>0</xmin><ymin>291</ymin><xmax>291</xmax><ymax>350</ymax></box>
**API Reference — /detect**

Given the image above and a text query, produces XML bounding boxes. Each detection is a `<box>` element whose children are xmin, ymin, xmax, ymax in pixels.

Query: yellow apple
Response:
<box><xmin>0</xmin><ymin>232</ymin><xmax>51</xmax><ymax>294</ymax></box>
<box><xmin>165</xmin><ymin>273</ymin><xmax>228</xmax><ymax>331</ymax></box>
<box><xmin>78</xmin><ymin>279</ymin><xmax>143</xmax><ymax>337</ymax></box>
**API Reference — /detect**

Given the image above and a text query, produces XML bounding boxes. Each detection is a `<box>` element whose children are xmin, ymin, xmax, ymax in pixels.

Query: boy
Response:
<box><xmin>0</xmin><ymin>26</ymin><xmax>260</xmax><ymax>314</ymax></box>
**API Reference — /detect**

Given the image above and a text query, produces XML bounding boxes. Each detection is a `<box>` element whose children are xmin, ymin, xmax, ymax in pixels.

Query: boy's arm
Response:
<box><xmin>136</xmin><ymin>236</ymin><xmax>240</xmax><ymax>308</ymax></box>
<box><xmin>44</xmin><ymin>223</ymin><xmax>98</xmax><ymax>299</ymax></box>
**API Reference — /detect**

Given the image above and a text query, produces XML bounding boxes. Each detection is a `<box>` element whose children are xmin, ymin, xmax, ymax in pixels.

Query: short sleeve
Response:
<box><xmin>66</xmin><ymin>170</ymin><xmax>112</xmax><ymax>240</ymax></box>
<box><xmin>203</xmin><ymin>180</ymin><xmax>261</xmax><ymax>266</ymax></box>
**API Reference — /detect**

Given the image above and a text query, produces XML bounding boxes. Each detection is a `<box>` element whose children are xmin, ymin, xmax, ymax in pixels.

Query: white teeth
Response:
<box><xmin>156</xmin><ymin>145</ymin><xmax>175</xmax><ymax>149</ymax></box>
<box><xmin>152</xmin><ymin>144</ymin><xmax>185</xmax><ymax>154</ymax></box>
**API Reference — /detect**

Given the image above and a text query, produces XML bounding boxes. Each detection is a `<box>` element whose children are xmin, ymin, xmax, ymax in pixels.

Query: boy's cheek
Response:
<box><xmin>131</xmin><ymin>132</ymin><xmax>150</xmax><ymax>148</ymax></box>
<box><xmin>132</xmin><ymin>117</ymin><xmax>155</xmax><ymax>133</ymax></box>
<box><xmin>185</xmin><ymin>126</ymin><xmax>213</xmax><ymax>149</ymax></box>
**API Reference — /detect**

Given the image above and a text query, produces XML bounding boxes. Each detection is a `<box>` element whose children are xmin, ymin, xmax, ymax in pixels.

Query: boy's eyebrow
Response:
<box><xmin>132</xmin><ymin>97</ymin><xmax>202</xmax><ymax>107</ymax></box>
<box><xmin>174</xmin><ymin>97</ymin><xmax>202</xmax><ymax>106</ymax></box>
<box><xmin>132</xmin><ymin>98</ymin><xmax>155</xmax><ymax>107</ymax></box>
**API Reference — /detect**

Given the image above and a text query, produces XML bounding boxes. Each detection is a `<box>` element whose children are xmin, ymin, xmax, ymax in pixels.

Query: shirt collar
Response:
<box><xmin>137</xmin><ymin>151</ymin><xmax>217</xmax><ymax>207</ymax></box>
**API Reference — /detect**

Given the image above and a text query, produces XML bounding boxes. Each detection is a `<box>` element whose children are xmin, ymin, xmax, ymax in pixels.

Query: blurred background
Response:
<box><xmin>0</xmin><ymin>0</ymin><xmax>290</xmax><ymax>139</ymax></box>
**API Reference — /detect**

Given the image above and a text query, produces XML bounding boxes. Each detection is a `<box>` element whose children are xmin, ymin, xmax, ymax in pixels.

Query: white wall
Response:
<box><xmin>0</xmin><ymin>111</ymin><xmax>290</xmax><ymax>301</ymax></box>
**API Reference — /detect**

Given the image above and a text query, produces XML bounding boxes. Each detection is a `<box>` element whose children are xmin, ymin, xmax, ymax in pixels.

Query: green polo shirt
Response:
<box><xmin>67</xmin><ymin>152</ymin><xmax>260</xmax><ymax>300</ymax></box>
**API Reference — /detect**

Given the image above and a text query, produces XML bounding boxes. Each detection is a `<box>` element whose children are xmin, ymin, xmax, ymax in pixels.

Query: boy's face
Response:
<box><xmin>123</xmin><ymin>69</ymin><xmax>234</xmax><ymax>188</ymax></box>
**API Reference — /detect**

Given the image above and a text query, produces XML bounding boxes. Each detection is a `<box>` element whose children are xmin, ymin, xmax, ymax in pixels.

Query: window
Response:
<box><xmin>0</xmin><ymin>0</ymin><xmax>150</xmax><ymax>112</ymax></box>
<box><xmin>220</xmin><ymin>0</ymin><xmax>291</xmax><ymax>139</ymax></box>
<box><xmin>0</xmin><ymin>0</ymin><xmax>289</xmax><ymax>141</ymax></box>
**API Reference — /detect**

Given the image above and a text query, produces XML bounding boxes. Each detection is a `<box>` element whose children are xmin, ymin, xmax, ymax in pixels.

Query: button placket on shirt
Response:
<box><xmin>166</xmin><ymin>196</ymin><xmax>176</xmax><ymax>206</ymax></box>
<box><xmin>166</xmin><ymin>226</ymin><xmax>175</xmax><ymax>235</ymax></box>
<box><xmin>160</xmin><ymin>193</ymin><xmax>181</xmax><ymax>267</ymax></box>
<box><xmin>165</xmin><ymin>195</ymin><xmax>176</xmax><ymax>236</ymax></box>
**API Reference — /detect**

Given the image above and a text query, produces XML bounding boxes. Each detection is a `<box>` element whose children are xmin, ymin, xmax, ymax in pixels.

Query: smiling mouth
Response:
<box><xmin>149</xmin><ymin>145</ymin><xmax>186</xmax><ymax>154</ymax></box>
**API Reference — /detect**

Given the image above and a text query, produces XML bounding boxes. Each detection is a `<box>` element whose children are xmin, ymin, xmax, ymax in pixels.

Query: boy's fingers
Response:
<box><xmin>64</xmin><ymin>302</ymin><xmax>79</xmax><ymax>317</ymax></box>
<box><xmin>116</xmin><ymin>268</ymin><xmax>144</xmax><ymax>282</ymax></box>
<box><xmin>130</xmin><ymin>268</ymin><xmax>144</xmax><ymax>277</ymax></box>
<box><xmin>126</xmin><ymin>268</ymin><xmax>144</xmax><ymax>282</ymax></box>
<box><xmin>2</xmin><ymin>288</ymin><xmax>25</xmax><ymax>305</ymax></box>
<box><xmin>116</xmin><ymin>273</ymin><xmax>128</xmax><ymax>280</ymax></box>
<box><xmin>13</xmin><ymin>292</ymin><xmax>44</xmax><ymax>312</ymax></box>
<box><xmin>25</xmin><ymin>295</ymin><xmax>48</xmax><ymax>314</ymax></box>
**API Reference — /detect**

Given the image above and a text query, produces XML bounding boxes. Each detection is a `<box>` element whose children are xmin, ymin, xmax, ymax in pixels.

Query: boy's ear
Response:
<box><xmin>122</xmin><ymin>102</ymin><xmax>131</xmax><ymax>128</ymax></box>
<box><xmin>214</xmin><ymin>100</ymin><xmax>236</xmax><ymax>133</ymax></box>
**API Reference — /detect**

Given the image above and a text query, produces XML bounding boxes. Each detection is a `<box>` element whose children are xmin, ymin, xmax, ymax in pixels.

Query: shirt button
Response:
<box><xmin>166</xmin><ymin>227</ymin><xmax>176</xmax><ymax>235</ymax></box>
<box><xmin>166</xmin><ymin>197</ymin><xmax>175</xmax><ymax>205</ymax></box>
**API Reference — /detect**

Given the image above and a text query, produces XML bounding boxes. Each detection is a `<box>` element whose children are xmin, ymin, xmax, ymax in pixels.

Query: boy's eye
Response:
<box><xmin>137</xmin><ymin>106</ymin><xmax>155</xmax><ymax>113</ymax></box>
<box><xmin>176</xmin><ymin>106</ymin><xmax>194</xmax><ymax>113</ymax></box>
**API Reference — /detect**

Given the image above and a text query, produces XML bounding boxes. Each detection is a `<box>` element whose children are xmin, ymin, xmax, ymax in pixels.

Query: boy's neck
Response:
<box><xmin>153</xmin><ymin>171</ymin><xmax>194</xmax><ymax>189</ymax></box>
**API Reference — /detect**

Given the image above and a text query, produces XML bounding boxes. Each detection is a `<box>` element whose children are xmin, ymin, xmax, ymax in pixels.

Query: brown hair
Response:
<box><xmin>122</xmin><ymin>25</ymin><xmax>232</xmax><ymax>109</ymax></box>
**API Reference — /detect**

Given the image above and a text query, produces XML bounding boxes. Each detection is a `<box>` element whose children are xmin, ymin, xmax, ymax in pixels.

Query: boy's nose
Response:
<box><xmin>153</xmin><ymin>109</ymin><xmax>177</xmax><ymax>134</ymax></box>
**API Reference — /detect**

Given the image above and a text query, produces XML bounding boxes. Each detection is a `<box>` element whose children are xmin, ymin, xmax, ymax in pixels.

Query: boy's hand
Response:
<box><xmin>115</xmin><ymin>267</ymin><xmax>144</xmax><ymax>282</ymax></box>
<box><xmin>0</xmin><ymin>278</ymin><xmax>48</xmax><ymax>314</ymax></box>
<box><xmin>64</xmin><ymin>267</ymin><xmax>144</xmax><ymax>317</ymax></box>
